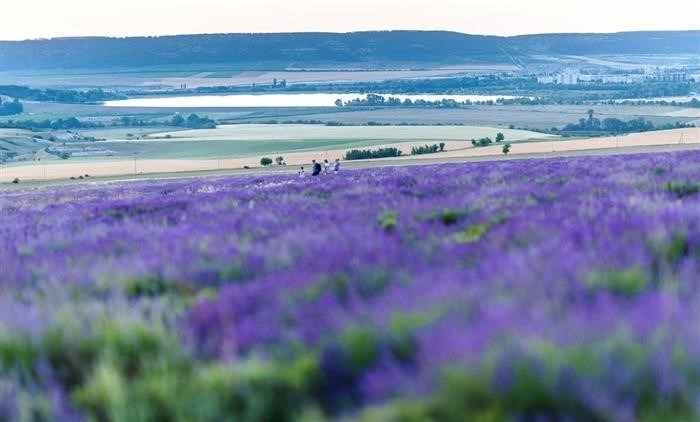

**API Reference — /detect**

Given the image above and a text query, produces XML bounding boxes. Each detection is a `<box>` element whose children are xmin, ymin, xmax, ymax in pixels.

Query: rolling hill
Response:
<box><xmin>0</xmin><ymin>30</ymin><xmax>698</xmax><ymax>70</ymax></box>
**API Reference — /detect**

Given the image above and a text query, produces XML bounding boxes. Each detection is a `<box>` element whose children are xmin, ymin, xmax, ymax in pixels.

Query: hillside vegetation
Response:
<box><xmin>1</xmin><ymin>30</ymin><xmax>698</xmax><ymax>70</ymax></box>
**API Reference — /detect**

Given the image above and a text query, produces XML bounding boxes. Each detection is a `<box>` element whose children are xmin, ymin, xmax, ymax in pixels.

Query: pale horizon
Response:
<box><xmin>1</xmin><ymin>0</ymin><xmax>699</xmax><ymax>41</ymax></box>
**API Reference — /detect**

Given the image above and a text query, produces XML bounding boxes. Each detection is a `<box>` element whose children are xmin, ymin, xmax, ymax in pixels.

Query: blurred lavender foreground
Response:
<box><xmin>1</xmin><ymin>151</ymin><xmax>699</xmax><ymax>421</ymax></box>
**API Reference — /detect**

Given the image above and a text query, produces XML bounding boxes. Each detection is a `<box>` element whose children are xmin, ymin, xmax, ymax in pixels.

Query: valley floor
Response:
<box><xmin>1</xmin><ymin>127</ymin><xmax>698</xmax><ymax>183</ymax></box>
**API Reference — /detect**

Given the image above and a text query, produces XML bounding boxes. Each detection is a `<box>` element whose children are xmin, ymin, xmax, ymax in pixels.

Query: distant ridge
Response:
<box><xmin>1</xmin><ymin>30</ymin><xmax>698</xmax><ymax>71</ymax></box>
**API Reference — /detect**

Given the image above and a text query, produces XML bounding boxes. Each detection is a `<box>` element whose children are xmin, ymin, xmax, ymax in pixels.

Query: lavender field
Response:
<box><xmin>1</xmin><ymin>151</ymin><xmax>700</xmax><ymax>421</ymax></box>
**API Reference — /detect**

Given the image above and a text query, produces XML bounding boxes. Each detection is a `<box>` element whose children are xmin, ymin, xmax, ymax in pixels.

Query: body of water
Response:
<box><xmin>104</xmin><ymin>93</ymin><xmax>523</xmax><ymax>108</ymax></box>
<box><xmin>614</xmin><ymin>95</ymin><xmax>699</xmax><ymax>103</ymax></box>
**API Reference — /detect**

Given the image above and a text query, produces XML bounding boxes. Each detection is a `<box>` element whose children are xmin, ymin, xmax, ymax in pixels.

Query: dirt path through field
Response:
<box><xmin>2</xmin><ymin>128</ymin><xmax>698</xmax><ymax>182</ymax></box>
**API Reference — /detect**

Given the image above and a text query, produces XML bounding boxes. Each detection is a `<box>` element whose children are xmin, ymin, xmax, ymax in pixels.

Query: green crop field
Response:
<box><xmin>270</xmin><ymin>104</ymin><xmax>699</xmax><ymax>129</ymax></box>
<box><xmin>82</xmin><ymin>124</ymin><xmax>552</xmax><ymax>160</ymax></box>
<box><xmin>149</xmin><ymin>124</ymin><xmax>551</xmax><ymax>142</ymax></box>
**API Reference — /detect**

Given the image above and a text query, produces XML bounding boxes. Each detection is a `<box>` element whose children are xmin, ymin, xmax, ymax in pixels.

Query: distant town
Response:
<box><xmin>537</xmin><ymin>67</ymin><xmax>693</xmax><ymax>85</ymax></box>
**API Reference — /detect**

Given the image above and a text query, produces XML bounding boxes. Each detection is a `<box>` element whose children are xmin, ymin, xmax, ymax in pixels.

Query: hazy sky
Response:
<box><xmin>2</xmin><ymin>0</ymin><xmax>698</xmax><ymax>40</ymax></box>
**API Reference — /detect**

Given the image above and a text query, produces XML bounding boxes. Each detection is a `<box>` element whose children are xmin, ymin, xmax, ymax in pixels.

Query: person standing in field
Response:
<box><xmin>312</xmin><ymin>159</ymin><xmax>322</xmax><ymax>176</ymax></box>
<box><xmin>333</xmin><ymin>158</ymin><xmax>340</xmax><ymax>174</ymax></box>
<box><xmin>323</xmin><ymin>159</ymin><xmax>330</xmax><ymax>175</ymax></box>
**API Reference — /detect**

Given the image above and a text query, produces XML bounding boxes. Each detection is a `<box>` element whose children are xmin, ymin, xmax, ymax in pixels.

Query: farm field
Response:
<box><xmin>0</xmin><ymin>65</ymin><xmax>518</xmax><ymax>89</ymax></box>
<box><xmin>145</xmin><ymin>124</ymin><xmax>547</xmax><ymax>143</ymax></box>
<box><xmin>288</xmin><ymin>104</ymin><xmax>700</xmax><ymax>128</ymax></box>
<box><xmin>103</xmin><ymin>93</ymin><xmax>525</xmax><ymax>108</ymax></box>
<box><xmin>1</xmin><ymin>150</ymin><xmax>699</xmax><ymax>420</ymax></box>
<box><xmin>1</xmin><ymin>127</ymin><xmax>697</xmax><ymax>182</ymax></box>
<box><xmin>0</xmin><ymin>123</ymin><xmax>548</xmax><ymax>170</ymax></box>
<box><xmin>14</xmin><ymin>101</ymin><xmax>698</xmax><ymax>129</ymax></box>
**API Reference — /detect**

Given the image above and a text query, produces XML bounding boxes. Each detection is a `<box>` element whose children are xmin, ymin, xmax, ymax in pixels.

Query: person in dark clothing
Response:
<box><xmin>312</xmin><ymin>159</ymin><xmax>322</xmax><ymax>176</ymax></box>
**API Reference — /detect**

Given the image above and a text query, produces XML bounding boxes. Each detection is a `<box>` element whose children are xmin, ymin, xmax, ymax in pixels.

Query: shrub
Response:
<box><xmin>340</xmin><ymin>326</ymin><xmax>380</xmax><ymax>374</ymax></box>
<box><xmin>441</xmin><ymin>209</ymin><xmax>462</xmax><ymax>225</ymax></box>
<box><xmin>479</xmin><ymin>137</ymin><xmax>493</xmax><ymax>147</ymax></box>
<box><xmin>2</xmin><ymin>316</ymin><xmax>319</xmax><ymax>421</ymax></box>
<box><xmin>11</xmin><ymin>178</ymin><xmax>19</xmax><ymax>184</ymax></box>
<box><xmin>411</xmin><ymin>144</ymin><xmax>440</xmax><ymax>155</ymax></box>
<box><xmin>260</xmin><ymin>157</ymin><xmax>273</xmax><ymax>166</ymax></box>
<box><xmin>665</xmin><ymin>181</ymin><xmax>699</xmax><ymax>198</ymax></box>
<box><xmin>454</xmin><ymin>223</ymin><xmax>491</xmax><ymax>243</ymax></box>
<box><xmin>471</xmin><ymin>137</ymin><xmax>493</xmax><ymax>147</ymax></box>
<box><xmin>387</xmin><ymin>311</ymin><xmax>441</xmax><ymax>363</ymax></box>
<box><xmin>74</xmin><ymin>348</ymin><xmax>318</xmax><ymax>422</ymax></box>
<box><xmin>184</xmin><ymin>114</ymin><xmax>216</xmax><ymax>129</ymax></box>
<box><xmin>345</xmin><ymin>148</ymin><xmax>401</xmax><ymax>160</ymax></box>
<box><xmin>586</xmin><ymin>268</ymin><xmax>649</xmax><ymax>296</ymax></box>
<box><xmin>124</xmin><ymin>275</ymin><xmax>182</xmax><ymax>299</ymax></box>
<box><xmin>378</xmin><ymin>211</ymin><xmax>398</xmax><ymax>231</ymax></box>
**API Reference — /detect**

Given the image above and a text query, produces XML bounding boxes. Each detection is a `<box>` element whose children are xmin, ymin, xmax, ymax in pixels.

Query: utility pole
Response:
<box><xmin>134</xmin><ymin>152</ymin><xmax>140</xmax><ymax>175</ymax></box>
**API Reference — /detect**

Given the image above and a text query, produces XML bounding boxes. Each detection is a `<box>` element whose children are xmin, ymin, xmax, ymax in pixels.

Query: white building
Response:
<box><xmin>557</xmin><ymin>70</ymin><xmax>579</xmax><ymax>85</ymax></box>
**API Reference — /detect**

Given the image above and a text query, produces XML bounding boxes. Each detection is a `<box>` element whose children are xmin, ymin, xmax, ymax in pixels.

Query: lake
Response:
<box><xmin>104</xmin><ymin>93</ymin><xmax>524</xmax><ymax>108</ymax></box>
<box><xmin>614</xmin><ymin>95</ymin><xmax>699</xmax><ymax>103</ymax></box>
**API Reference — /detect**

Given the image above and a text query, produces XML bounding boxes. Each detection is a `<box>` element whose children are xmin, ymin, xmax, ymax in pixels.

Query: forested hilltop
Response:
<box><xmin>1</xmin><ymin>30</ymin><xmax>698</xmax><ymax>70</ymax></box>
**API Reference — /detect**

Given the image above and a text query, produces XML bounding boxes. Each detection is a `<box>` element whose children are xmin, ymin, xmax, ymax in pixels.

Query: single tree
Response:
<box><xmin>439</xmin><ymin>142</ymin><xmax>445</xmax><ymax>152</ymax></box>
<box><xmin>171</xmin><ymin>114</ymin><xmax>185</xmax><ymax>126</ymax></box>
<box><xmin>260</xmin><ymin>157</ymin><xmax>273</xmax><ymax>166</ymax></box>
<box><xmin>502</xmin><ymin>143</ymin><xmax>511</xmax><ymax>155</ymax></box>
<box><xmin>495</xmin><ymin>132</ymin><xmax>505</xmax><ymax>142</ymax></box>
<box><xmin>275</xmin><ymin>156</ymin><xmax>284</xmax><ymax>165</ymax></box>
<box><xmin>0</xmin><ymin>98</ymin><xmax>23</xmax><ymax>116</ymax></box>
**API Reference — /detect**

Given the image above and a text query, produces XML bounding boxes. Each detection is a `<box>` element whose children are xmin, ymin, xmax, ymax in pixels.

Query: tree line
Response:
<box><xmin>411</xmin><ymin>143</ymin><xmax>445</xmax><ymax>155</ymax></box>
<box><xmin>471</xmin><ymin>133</ymin><xmax>505</xmax><ymax>147</ymax></box>
<box><xmin>0</xmin><ymin>85</ymin><xmax>124</xmax><ymax>104</ymax></box>
<box><xmin>344</xmin><ymin>143</ymin><xmax>449</xmax><ymax>160</ymax></box>
<box><xmin>557</xmin><ymin>110</ymin><xmax>694</xmax><ymax>135</ymax></box>
<box><xmin>0</xmin><ymin>98</ymin><xmax>23</xmax><ymax>116</ymax></box>
<box><xmin>0</xmin><ymin>113</ymin><xmax>216</xmax><ymax>131</ymax></box>
<box><xmin>344</xmin><ymin>147</ymin><xmax>402</xmax><ymax>160</ymax></box>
